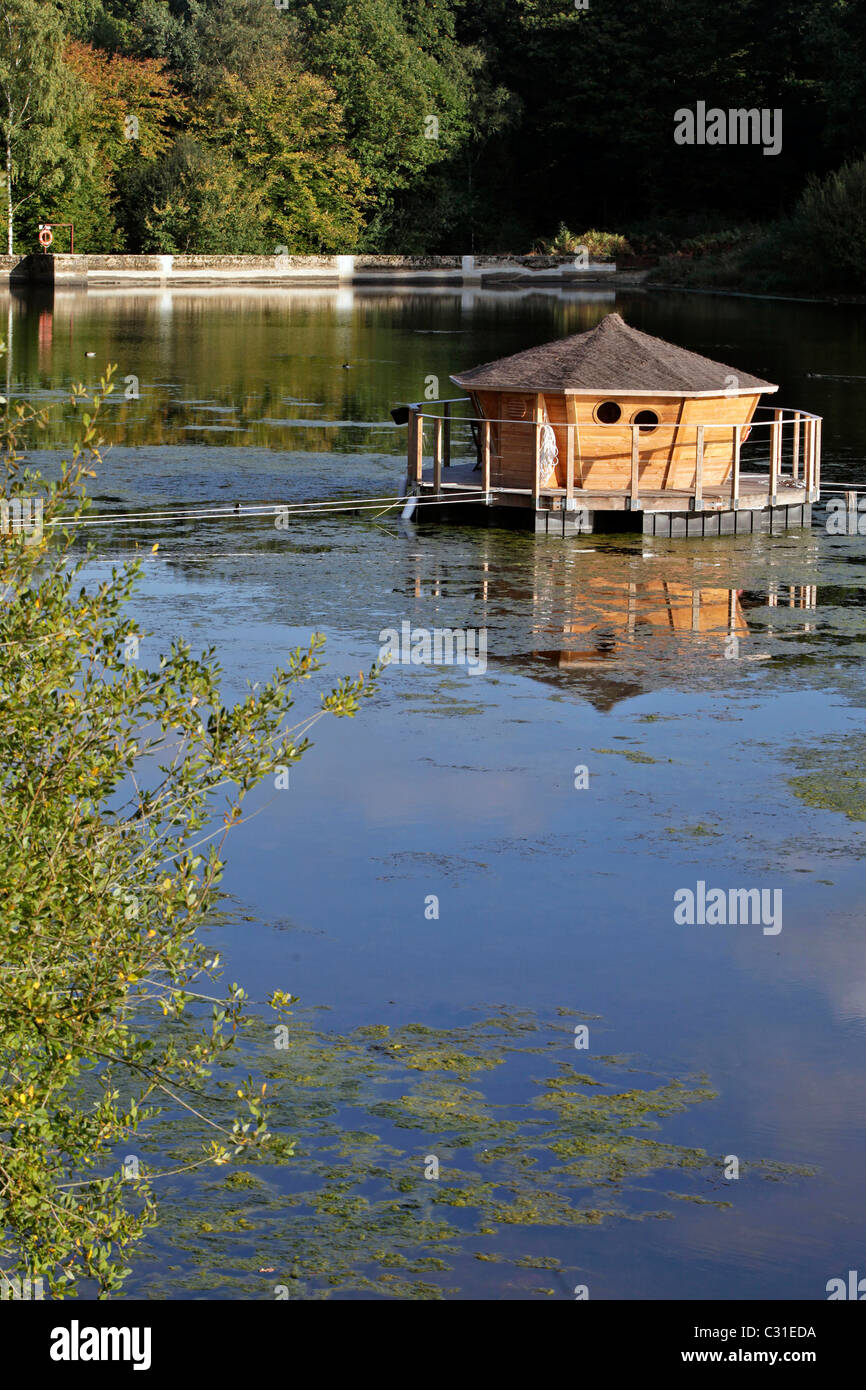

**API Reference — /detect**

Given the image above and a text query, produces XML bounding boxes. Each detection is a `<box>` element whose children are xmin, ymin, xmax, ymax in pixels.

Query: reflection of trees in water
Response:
<box><xmin>4</xmin><ymin>288</ymin><xmax>625</xmax><ymax>453</ymax></box>
<box><xmin>6</xmin><ymin>290</ymin><xmax>436</xmax><ymax>452</ymax></box>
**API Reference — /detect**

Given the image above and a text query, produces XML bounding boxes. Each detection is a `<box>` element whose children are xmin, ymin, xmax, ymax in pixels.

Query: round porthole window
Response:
<box><xmin>594</xmin><ymin>400</ymin><xmax>621</xmax><ymax>424</ymax></box>
<box><xmin>633</xmin><ymin>409</ymin><xmax>659</xmax><ymax>434</ymax></box>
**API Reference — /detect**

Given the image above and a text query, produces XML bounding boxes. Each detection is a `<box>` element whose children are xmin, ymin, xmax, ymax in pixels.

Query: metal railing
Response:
<box><xmin>404</xmin><ymin>400</ymin><xmax>822</xmax><ymax>511</ymax></box>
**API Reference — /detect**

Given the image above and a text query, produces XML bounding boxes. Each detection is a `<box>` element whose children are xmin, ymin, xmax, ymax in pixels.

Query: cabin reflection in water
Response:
<box><xmin>535</xmin><ymin>578</ymin><xmax>749</xmax><ymax>668</ymax></box>
<box><xmin>533</xmin><ymin>573</ymin><xmax>815</xmax><ymax>652</ymax></box>
<box><xmin>405</xmin><ymin>542</ymin><xmax>818</xmax><ymax>710</ymax></box>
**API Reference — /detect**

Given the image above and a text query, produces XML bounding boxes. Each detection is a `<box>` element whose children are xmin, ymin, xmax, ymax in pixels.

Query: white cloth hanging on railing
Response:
<box><xmin>539</xmin><ymin>403</ymin><xmax>559</xmax><ymax>486</ymax></box>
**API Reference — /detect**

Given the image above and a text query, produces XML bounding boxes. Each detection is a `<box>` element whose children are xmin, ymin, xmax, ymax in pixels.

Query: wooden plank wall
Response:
<box><xmin>472</xmin><ymin>390</ymin><xmax>764</xmax><ymax>492</ymax></box>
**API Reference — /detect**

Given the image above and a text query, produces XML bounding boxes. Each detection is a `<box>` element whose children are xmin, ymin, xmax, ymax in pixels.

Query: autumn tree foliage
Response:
<box><xmin>197</xmin><ymin>66</ymin><xmax>369</xmax><ymax>253</ymax></box>
<box><xmin>64</xmin><ymin>39</ymin><xmax>182</xmax><ymax>165</ymax></box>
<box><xmin>4</xmin><ymin>2</ymin><xmax>866</xmax><ymax>276</ymax></box>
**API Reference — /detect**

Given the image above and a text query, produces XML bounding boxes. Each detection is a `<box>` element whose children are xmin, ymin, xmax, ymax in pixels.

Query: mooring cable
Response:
<box><xmin>43</xmin><ymin>491</ymin><xmax>486</xmax><ymax>530</ymax></box>
<box><xmin>47</xmin><ymin>493</ymin><xmax>415</xmax><ymax>527</ymax></box>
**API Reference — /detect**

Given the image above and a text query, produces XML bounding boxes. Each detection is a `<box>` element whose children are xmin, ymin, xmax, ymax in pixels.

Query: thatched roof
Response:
<box><xmin>451</xmin><ymin>313</ymin><xmax>777</xmax><ymax>396</ymax></box>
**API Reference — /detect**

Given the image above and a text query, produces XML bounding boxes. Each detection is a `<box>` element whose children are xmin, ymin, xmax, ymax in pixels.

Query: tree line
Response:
<box><xmin>1</xmin><ymin>0</ymin><xmax>864</xmax><ymax>257</ymax></box>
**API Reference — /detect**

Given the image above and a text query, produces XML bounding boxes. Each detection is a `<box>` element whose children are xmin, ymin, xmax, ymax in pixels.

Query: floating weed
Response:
<box><xmin>665</xmin><ymin>823</ymin><xmax>722</xmax><ymax>838</ymax></box>
<box><xmin>221</xmin><ymin>1170</ymin><xmax>263</xmax><ymax>1191</ymax></box>
<box><xmin>789</xmin><ymin>772</ymin><xmax>866</xmax><ymax>820</ymax></box>
<box><xmin>786</xmin><ymin>736</ymin><xmax>866</xmax><ymax>821</ymax></box>
<box><xmin>592</xmin><ymin>747</ymin><xmax>666</xmax><ymax>764</ymax></box>
<box><xmin>668</xmin><ymin>1192</ymin><xmax>733</xmax><ymax>1207</ymax></box>
<box><xmin>394</xmin><ymin>1047</ymin><xmax>503</xmax><ymax>1078</ymax></box>
<box><xmin>137</xmin><ymin>1005</ymin><xmax>810</xmax><ymax>1300</ymax></box>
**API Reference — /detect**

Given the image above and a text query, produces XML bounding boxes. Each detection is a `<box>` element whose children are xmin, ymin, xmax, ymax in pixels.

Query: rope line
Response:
<box><xmin>38</xmin><ymin>492</ymin><xmax>486</xmax><ymax>530</ymax></box>
<box><xmin>46</xmin><ymin>493</ymin><xmax>413</xmax><ymax>527</ymax></box>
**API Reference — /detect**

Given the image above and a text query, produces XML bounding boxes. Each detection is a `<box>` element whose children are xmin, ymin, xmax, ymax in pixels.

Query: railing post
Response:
<box><xmin>730</xmin><ymin>424</ymin><xmax>740</xmax><ymax>509</ymax></box>
<box><xmin>804</xmin><ymin>416</ymin><xmax>814</xmax><ymax>498</ymax></box>
<box><xmin>770</xmin><ymin>408</ymin><xmax>781</xmax><ymax>504</ymax></box>
<box><xmin>803</xmin><ymin>417</ymin><xmax>811</xmax><ymax>496</ymax></box>
<box><xmin>409</xmin><ymin>405</ymin><xmax>424</xmax><ymax>486</ymax></box>
<box><xmin>693</xmin><ymin>425</ymin><xmax>704</xmax><ymax>511</ymax></box>
<box><xmin>481</xmin><ymin>419</ymin><xmax>491</xmax><ymax>496</ymax></box>
<box><xmin>443</xmin><ymin>402</ymin><xmax>451</xmax><ymax>469</ymax></box>
<box><xmin>532</xmin><ymin>396</ymin><xmax>542</xmax><ymax>508</ymax></box>
<box><xmin>433</xmin><ymin>415</ymin><xmax>443</xmax><ymax>497</ymax></box>
<box><xmin>566</xmin><ymin>415</ymin><xmax>575</xmax><ymax>505</ymax></box>
<box><xmin>566</xmin><ymin>396</ymin><xmax>582</xmax><ymax>490</ymax></box>
<box><xmin>630</xmin><ymin>424</ymin><xmax>640</xmax><ymax>509</ymax></box>
<box><xmin>792</xmin><ymin>411</ymin><xmax>801</xmax><ymax>483</ymax></box>
<box><xmin>814</xmin><ymin>417</ymin><xmax>822</xmax><ymax>500</ymax></box>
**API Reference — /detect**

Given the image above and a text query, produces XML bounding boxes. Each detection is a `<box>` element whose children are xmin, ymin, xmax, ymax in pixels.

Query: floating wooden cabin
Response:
<box><xmin>399</xmin><ymin>313</ymin><xmax>821</xmax><ymax>537</ymax></box>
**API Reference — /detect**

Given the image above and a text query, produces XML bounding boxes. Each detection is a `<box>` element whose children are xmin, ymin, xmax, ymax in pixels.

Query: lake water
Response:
<box><xmin>7</xmin><ymin>283</ymin><xmax>866</xmax><ymax>1299</ymax></box>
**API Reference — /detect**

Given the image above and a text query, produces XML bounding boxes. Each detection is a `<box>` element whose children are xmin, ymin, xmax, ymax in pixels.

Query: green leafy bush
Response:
<box><xmin>789</xmin><ymin>158</ymin><xmax>866</xmax><ymax>291</ymax></box>
<box><xmin>0</xmin><ymin>358</ymin><xmax>379</xmax><ymax>1296</ymax></box>
<box><xmin>534</xmin><ymin>224</ymin><xmax>633</xmax><ymax>259</ymax></box>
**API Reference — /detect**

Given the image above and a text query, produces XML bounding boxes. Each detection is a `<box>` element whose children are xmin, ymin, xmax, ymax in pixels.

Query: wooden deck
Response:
<box><xmin>400</xmin><ymin>397</ymin><xmax>821</xmax><ymax>538</ymax></box>
<box><xmin>411</xmin><ymin>461</ymin><xmax>812</xmax><ymax>536</ymax></box>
